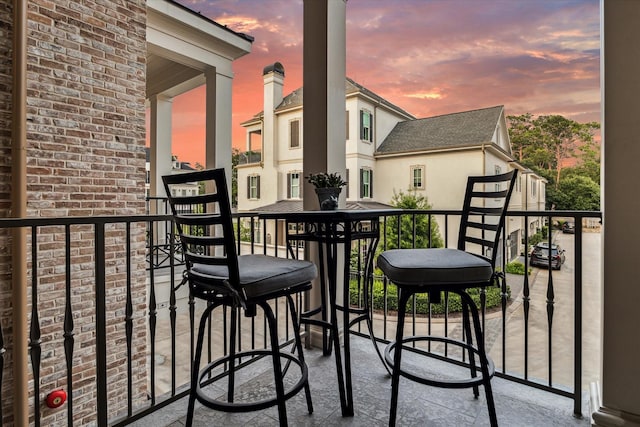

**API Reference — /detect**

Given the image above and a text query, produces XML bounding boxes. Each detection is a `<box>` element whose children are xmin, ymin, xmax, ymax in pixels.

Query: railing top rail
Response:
<box><xmin>0</xmin><ymin>214</ymin><xmax>173</xmax><ymax>228</ymax></box>
<box><xmin>0</xmin><ymin>209</ymin><xmax>602</xmax><ymax>229</ymax></box>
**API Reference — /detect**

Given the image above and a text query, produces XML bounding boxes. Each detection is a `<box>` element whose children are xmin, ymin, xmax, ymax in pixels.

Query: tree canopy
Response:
<box><xmin>507</xmin><ymin>113</ymin><xmax>601</xmax><ymax>210</ymax></box>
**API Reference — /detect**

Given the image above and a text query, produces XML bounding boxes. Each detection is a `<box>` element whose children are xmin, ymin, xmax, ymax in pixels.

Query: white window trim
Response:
<box><xmin>410</xmin><ymin>165</ymin><xmax>425</xmax><ymax>190</ymax></box>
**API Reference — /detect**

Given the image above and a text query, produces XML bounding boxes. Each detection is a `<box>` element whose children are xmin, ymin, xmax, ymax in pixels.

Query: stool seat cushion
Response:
<box><xmin>377</xmin><ymin>248</ymin><xmax>492</xmax><ymax>287</ymax></box>
<box><xmin>192</xmin><ymin>254</ymin><xmax>317</xmax><ymax>299</ymax></box>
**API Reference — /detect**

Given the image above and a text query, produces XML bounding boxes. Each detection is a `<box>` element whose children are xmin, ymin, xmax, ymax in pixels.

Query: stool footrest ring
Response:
<box><xmin>384</xmin><ymin>335</ymin><xmax>495</xmax><ymax>389</ymax></box>
<box><xmin>195</xmin><ymin>349</ymin><xmax>309</xmax><ymax>413</ymax></box>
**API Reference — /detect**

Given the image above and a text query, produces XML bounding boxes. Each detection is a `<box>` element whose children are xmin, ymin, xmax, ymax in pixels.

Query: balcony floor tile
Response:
<box><xmin>140</xmin><ymin>335</ymin><xmax>590</xmax><ymax>427</ymax></box>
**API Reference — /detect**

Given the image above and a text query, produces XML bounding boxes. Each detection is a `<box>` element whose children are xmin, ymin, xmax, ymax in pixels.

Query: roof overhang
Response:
<box><xmin>146</xmin><ymin>0</ymin><xmax>253</xmax><ymax>98</ymax></box>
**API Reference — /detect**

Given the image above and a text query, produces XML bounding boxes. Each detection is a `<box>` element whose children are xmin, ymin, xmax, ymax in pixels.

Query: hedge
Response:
<box><xmin>349</xmin><ymin>279</ymin><xmax>509</xmax><ymax>316</ymax></box>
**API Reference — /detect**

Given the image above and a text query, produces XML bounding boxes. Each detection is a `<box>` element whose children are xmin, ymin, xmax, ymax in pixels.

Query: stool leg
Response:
<box><xmin>186</xmin><ymin>302</ymin><xmax>217</xmax><ymax>427</ymax></box>
<box><xmin>461</xmin><ymin>295</ymin><xmax>480</xmax><ymax>398</ymax></box>
<box><xmin>389</xmin><ymin>289</ymin><xmax>411</xmax><ymax>427</ymax></box>
<box><xmin>227</xmin><ymin>305</ymin><xmax>238</xmax><ymax>403</ymax></box>
<box><xmin>463</xmin><ymin>292</ymin><xmax>498</xmax><ymax>427</ymax></box>
<box><xmin>287</xmin><ymin>294</ymin><xmax>313</xmax><ymax>414</ymax></box>
<box><xmin>262</xmin><ymin>301</ymin><xmax>289</xmax><ymax>426</ymax></box>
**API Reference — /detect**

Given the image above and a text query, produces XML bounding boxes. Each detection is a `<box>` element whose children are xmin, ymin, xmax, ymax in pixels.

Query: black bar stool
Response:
<box><xmin>377</xmin><ymin>170</ymin><xmax>517</xmax><ymax>427</ymax></box>
<box><xmin>163</xmin><ymin>168</ymin><xmax>316</xmax><ymax>426</ymax></box>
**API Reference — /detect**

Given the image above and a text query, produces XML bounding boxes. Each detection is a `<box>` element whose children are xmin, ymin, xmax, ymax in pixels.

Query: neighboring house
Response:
<box><xmin>237</xmin><ymin>62</ymin><xmax>414</xmax><ymax>213</ymax></box>
<box><xmin>237</xmin><ymin>63</ymin><xmax>546</xmax><ymax>260</ymax></box>
<box><xmin>145</xmin><ymin>148</ymin><xmax>199</xmax><ymax>198</ymax></box>
<box><xmin>375</xmin><ymin>105</ymin><xmax>546</xmax><ymax>259</ymax></box>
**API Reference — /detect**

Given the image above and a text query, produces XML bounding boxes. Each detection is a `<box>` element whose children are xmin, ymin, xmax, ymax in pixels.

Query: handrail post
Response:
<box><xmin>573</xmin><ymin>216</ymin><xmax>583</xmax><ymax>416</ymax></box>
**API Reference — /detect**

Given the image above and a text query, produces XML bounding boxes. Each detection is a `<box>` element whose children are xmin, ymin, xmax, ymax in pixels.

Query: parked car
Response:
<box><xmin>562</xmin><ymin>221</ymin><xmax>575</xmax><ymax>234</ymax></box>
<box><xmin>530</xmin><ymin>242</ymin><xmax>566</xmax><ymax>270</ymax></box>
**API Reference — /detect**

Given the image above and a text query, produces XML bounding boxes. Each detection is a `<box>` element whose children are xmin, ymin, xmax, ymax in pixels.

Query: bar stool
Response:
<box><xmin>377</xmin><ymin>170</ymin><xmax>517</xmax><ymax>427</ymax></box>
<box><xmin>163</xmin><ymin>168</ymin><xmax>316</xmax><ymax>426</ymax></box>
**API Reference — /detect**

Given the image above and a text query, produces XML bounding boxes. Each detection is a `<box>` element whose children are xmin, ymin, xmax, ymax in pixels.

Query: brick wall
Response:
<box><xmin>1</xmin><ymin>0</ymin><xmax>148</xmax><ymax>424</ymax></box>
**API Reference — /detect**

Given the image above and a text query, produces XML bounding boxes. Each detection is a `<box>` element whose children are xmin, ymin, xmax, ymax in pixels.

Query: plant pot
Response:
<box><xmin>315</xmin><ymin>187</ymin><xmax>341</xmax><ymax>210</ymax></box>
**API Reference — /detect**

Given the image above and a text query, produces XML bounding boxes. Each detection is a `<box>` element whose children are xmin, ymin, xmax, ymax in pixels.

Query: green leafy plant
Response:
<box><xmin>349</xmin><ymin>279</ymin><xmax>508</xmax><ymax>315</ymax></box>
<box><xmin>504</xmin><ymin>261</ymin><xmax>531</xmax><ymax>275</ymax></box>
<box><xmin>306</xmin><ymin>172</ymin><xmax>347</xmax><ymax>188</ymax></box>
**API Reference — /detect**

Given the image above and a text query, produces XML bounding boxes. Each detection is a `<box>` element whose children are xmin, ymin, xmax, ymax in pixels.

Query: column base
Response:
<box><xmin>591</xmin><ymin>382</ymin><xmax>640</xmax><ymax>427</ymax></box>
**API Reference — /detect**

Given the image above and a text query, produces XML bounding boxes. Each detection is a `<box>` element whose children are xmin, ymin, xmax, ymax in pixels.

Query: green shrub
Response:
<box><xmin>505</xmin><ymin>261</ymin><xmax>531</xmax><ymax>275</ymax></box>
<box><xmin>350</xmin><ymin>279</ymin><xmax>509</xmax><ymax>316</ymax></box>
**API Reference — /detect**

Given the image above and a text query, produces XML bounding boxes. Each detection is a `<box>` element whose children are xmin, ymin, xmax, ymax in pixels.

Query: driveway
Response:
<box><xmin>494</xmin><ymin>229</ymin><xmax>601</xmax><ymax>395</ymax></box>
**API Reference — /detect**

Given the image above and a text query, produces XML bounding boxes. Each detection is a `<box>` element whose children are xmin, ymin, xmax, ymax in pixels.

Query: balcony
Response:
<box><xmin>236</xmin><ymin>150</ymin><xmax>263</xmax><ymax>165</ymax></box>
<box><xmin>0</xmin><ymin>208</ymin><xmax>601</xmax><ymax>426</ymax></box>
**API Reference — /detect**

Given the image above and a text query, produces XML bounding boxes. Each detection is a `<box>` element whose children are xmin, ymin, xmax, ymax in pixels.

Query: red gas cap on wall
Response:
<box><xmin>46</xmin><ymin>390</ymin><xmax>67</xmax><ymax>408</ymax></box>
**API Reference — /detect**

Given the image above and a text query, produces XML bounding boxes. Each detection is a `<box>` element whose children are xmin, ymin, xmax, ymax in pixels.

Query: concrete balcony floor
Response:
<box><xmin>137</xmin><ymin>335</ymin><xmax>590</xmax><ymax>427</ymax></box>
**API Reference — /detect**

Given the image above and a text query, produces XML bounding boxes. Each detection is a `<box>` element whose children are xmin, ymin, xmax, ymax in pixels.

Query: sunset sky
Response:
<box><xmin>169</xmin><ymin>0</ymin><xmax>600</xmax><ymax>166</ymax></box>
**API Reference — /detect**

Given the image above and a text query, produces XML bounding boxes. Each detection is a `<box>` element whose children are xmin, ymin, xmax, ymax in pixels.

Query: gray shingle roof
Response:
<box><xmin>241</xmin><ymin>78</ymin><xmax>415</xmax><ymax>124</ymax></box>
<box><xmin>376</xmin><ymin>105</ymin><xmax>504</xmax><ymax>155</ymax></box>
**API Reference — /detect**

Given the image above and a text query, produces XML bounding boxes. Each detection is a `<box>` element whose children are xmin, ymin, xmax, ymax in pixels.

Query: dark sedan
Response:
<box><xmin>530</xmin><ymin>242</ymin><xmax>566</xmax><ymax>270</ymax></box>
<box><xmin>562</xmin><ymin>221</ymin><xmax>575</xmax><ymax>234</ymax></box>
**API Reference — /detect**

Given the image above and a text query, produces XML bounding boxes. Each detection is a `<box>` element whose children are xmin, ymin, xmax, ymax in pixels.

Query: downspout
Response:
<box><xmin>11</xmin><ymin>0</ymin><xmax>28</xmax><ymax>424</ymax></box>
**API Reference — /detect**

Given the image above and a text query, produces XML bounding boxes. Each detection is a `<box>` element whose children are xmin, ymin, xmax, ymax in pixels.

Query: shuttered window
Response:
<box><xmin>290</xmin><ymin>119</ymin><xmax>300</xmax><ymax>148</ymax></box>
<box><xmin>247</xmin><ymin>175</ymin><xmax>260</xmax><ymax>199</ymax></box>
<box><xmin>360</xmin><ymin>169</ymin><xmax>373</xmax><ymax>198</ymax></box>
<box><xmin>287</xmin><ymin>172</ymin><xmax>301</xmax><ymax>199</ymax></box>
<box><xmin>359</xmin><ymin>110</ymin><xmax>373</xmax><ymax>142</ymax></box>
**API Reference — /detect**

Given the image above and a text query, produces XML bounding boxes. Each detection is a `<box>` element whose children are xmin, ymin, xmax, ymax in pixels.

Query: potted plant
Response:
<box><xmin>306</xmin><ymin>172</ymin><xmax>347</xmax><ymax>210</ymax></box>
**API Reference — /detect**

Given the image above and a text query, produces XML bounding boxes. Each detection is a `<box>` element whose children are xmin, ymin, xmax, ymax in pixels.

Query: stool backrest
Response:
<box><xmin>458</xmin><ymin>170</ymin><xmax>518</xmax><ymax>267</ymax></box>
<box><xmin>162</xmin><ymin>168</ymin><xmax>240</xmax><ymax>291</ymax></box>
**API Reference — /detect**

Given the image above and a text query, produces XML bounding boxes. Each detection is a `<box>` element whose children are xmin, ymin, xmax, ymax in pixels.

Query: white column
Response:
<box><xmin>303</xmin><ymin>0</ymin><xmax>348</xmax><ymax>348</ymax></box>
<box><xmin>149</xmin><ymin>94</ymin><xmax>173</xmax><ymax>198</ymax></box>
<box><xmin>205</xmin><ymin>68</ymin><xmax>234</xmax><ymax>192</ymax></box>
<box><xmin>302</xmin><ymin>0</ymin><xmax>347</xmax><ymax>209</ymax></box>
<box><xmin>592</xmin><ymin>2</ymin><xmax>640</xmax><ymax>426</ymax></box>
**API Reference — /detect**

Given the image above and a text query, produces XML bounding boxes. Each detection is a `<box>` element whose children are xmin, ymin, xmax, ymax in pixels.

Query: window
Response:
<box><xmin>247</xmin><ymin>175</ymin><xmax>260</xmax><ymax>199</ymax></box>
<box><xmin>360</xmin><ymin>110</ymin><xmax>373</xmax><ymax>142</ymax></box>
<box><xmin>494</xmin><ymin>165</ymin><xmax>502</xmax><ymax>192</ymax></box>
<box><xmin>290</xmin><ymin>119</ymin><xmax>300</xmax><ymax>148</ymax></box>
<box><xmin>531</xmin><ymin>180</ymin><xmax>537</xmax><ymax>197</ymax></box>
<box><xmin>287</xmin><ymin>172</ymin><xmax>301</xmax><ymax>199</ymax></box>
<box><xmin>410</xmin><ymin>165</ymin><xmax>424</xmax><ymax>189</ymax></box>
<box><xmin>360</xmin><ymin>168</ymin><xmax>373</xmax><ymax>198</ymax></box>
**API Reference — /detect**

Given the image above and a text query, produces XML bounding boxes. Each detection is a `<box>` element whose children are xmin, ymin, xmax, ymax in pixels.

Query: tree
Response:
<box><xmin>551</xmin><ymin>175</ymin><xmax>600</xmax><ymax>210</ymax></box>
<box><xmin>507</xmin><ymin>113</ymin><xmax>600</xmax><ymax>187</ymax></box>
<box><xmin>231</xmin><ymin>148</ymin><xmax>240</xmax><ymax>207</ymax></box>
<box><xmin>383</xmin><ymin>190</ymin><xmax>443</xmax><ymax>250</ymax></box>
<box><xmin>537</xmin><ymin>115</ymin><xmax>600</xmax><ymax>185</ymax></box>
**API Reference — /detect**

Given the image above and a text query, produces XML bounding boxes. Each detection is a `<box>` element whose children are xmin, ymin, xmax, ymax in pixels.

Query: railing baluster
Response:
<box><xmin>64</xmin><ymin>225</ymin><xmax>75</xmax><ymax>426</ymax></box>
<box><xmin>29</xmin><ymin>227</ymin><xmax>42</xmax><ymax>427</ymax></box>
<box><xmin>148</xmin><ymin>221</ymin><xmax>157</xmax><ymax>405</ymax></box>
<box><xmin>95</xmin><ymin>222</ymin><xmax>107</xmax><ymax>427</ymax></box>
<box><xmin>546</xmin><ymin>214</ymin><xmax>555</xmax><ymax>387</ymax></box>
<box><xmin>523</xmin><ymin>215</ymin><xmax>531</xmax><ymax>380</ymax></box>
<box><xmin>124</xmin><ymin>224</ymin><xmax>134</xmax><ymax>417</ymax></box>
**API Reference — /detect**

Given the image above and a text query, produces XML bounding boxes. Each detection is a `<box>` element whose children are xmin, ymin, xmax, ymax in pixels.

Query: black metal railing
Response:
<box><xmin>0</xmin><ymin>208</ymin><xmax>601</xmax><ymax>425</ymax></box>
